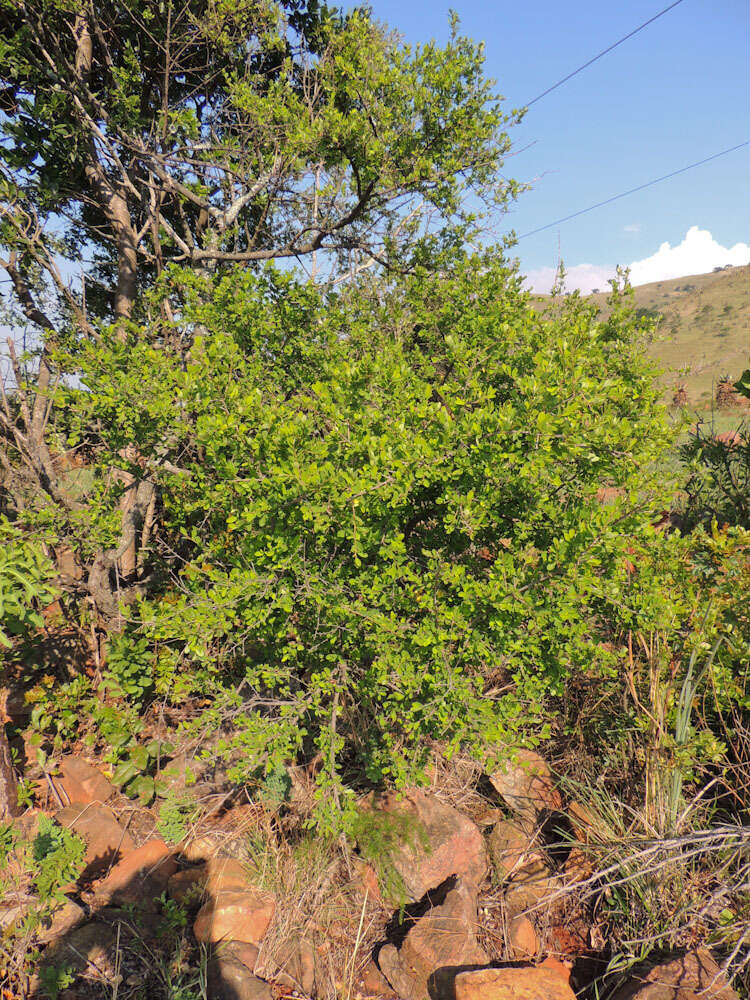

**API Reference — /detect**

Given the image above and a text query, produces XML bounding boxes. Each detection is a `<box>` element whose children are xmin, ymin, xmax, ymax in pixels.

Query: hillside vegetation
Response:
<box><xmin>536</xmin><ymin>264</ymin><xmax>750</xmax><ymax>407</ymax></box>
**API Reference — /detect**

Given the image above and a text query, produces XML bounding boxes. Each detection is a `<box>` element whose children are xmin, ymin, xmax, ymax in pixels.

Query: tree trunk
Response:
<box><xmin>114</xmin><ymin>203</ymin><xmax>137</xmax><ymax>322</ymax></box>
<box><xmin>0</xmin><ymin>723</ymin><xmax>20</xmax><ymax>820</ymax></box>
<box><xmin>118</xmin><ymin>466</ymin><xmax>138</xmax><ymax>579</ymax></box>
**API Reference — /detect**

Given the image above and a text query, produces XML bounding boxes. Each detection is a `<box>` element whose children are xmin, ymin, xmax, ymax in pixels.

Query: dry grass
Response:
<box><xmin>422</xmin><ymin>749</ymin><xmax>497</xmax><ymax>822</ymax></box>
<box><xmin>546</xmin><ymin>769</ymin><xmax>750</xmax><ymax>995</ymax></box>
<box><xmin>245</xmin><ymin>830</ymin><xmax>389</xmax><ymax>1000</ymax></box>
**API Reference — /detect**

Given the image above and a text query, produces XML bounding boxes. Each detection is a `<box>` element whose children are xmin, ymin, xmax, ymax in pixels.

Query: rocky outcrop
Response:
<box><xmin>270</xmin><ymin>936</ymin><xmax>318</xmax><ymax>995</ymax></box>
<box><xmin>361</xmin><ymin>959</ymin><xmax>398</xmax><ymax>997</ymax></box>
<box><xmin>363</xmin><ymin>789</ymin><xmax>488</xmax><ymax>903</ymax></box>
<box><xmin>56</xmin><ymin>802</ymin><xmax>135</xmax><ymax>878</ymax></box>
<box><xmin>208</xmin><ymin>949</ymin><xmax>273</xmax><ymax>1000</ymax></box>
<box><xmin>8</xmin><ymin>747</ymin><xmax>739</xmax><ymax>1000</ymax></box>
<box><xmin>377</xmin><ymin>877</ymin><xmax>488</xmax><ymax>1000</ymax></box>
<box><xmin>56</xmin><ymin>756</ymin><xmax>115</xmax><ymax>806</ymax></box>
<box><xmin>488</xmin><ymin>749</ymin><xmax>562</xmax><ymax>820</ymax></box>
<box><xmin>92</xmin><ymin>838</ymin><xmax>177</xmax><ymax>909</ymax></box>
<box><xmin>487</xmin><ymin>818</ymin><xmax>545</xmax><ymax>882</ymax></box>
<box><xmin>168</xmin><ymin>857</ymin><xmax>251</xmax><ymax>905</ymax></box>
<box><xmin>193</xmin><ymin>887</ymin><xmax>276</xmax><ymax>945</ymax></box>
<box><xmin>507</xmin><ymin>914</ymin><xmax>538</xmax><ymax>959</ymax></box>
<box><xmin>453</xmin><ymin>960</ymin><xmax>576</xmax><ymax>1000</ymax></box>
<box><xmin>36</xmin><ymin>897</ymin><xmax>86</xmax><ymax>944</ymax></box>
<box><xmin>41</xmin><ymin>921</ymin><xmax>119</xmax><ymax>980</ymax></box>
<box><xmin>609</xmin><ymin>949</ymin><xmax>739</xmax><ymax>1000</ymax></box>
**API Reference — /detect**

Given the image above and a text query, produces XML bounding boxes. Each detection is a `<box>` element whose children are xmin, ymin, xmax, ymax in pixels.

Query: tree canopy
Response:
<box><xmin>0</xmin><ymin>0</ymin><xmax>521</xmax><ymax>617</ymax></box>
<box><xmin>0</xmin><ymin>0</ymin><xmax>519</xmax><ymax>326</ymax></box>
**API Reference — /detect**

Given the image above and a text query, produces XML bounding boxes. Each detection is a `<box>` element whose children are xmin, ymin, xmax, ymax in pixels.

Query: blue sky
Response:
<box><xmin>370</xmin><ymin>0</ymin><xmax>750</xmax><ymax>290</ymax></box>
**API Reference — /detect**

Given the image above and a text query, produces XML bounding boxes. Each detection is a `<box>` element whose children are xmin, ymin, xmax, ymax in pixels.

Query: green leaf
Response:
<box><xmin>128</xmin><ymin>745</ymin><xmax>151</xmax><ymax>770</ymax></box>
<box><xmin>130</xmin><ymin>775</ymin><xmax>156</xmax><ymax>804</ymax></box>
<box><xmin>112</xmin><ymin>760</ymin><xmax>140</xmax><ymax>788</ymax></box>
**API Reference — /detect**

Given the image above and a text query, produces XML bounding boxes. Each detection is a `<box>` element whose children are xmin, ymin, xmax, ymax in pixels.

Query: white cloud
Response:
<box><xmin>628</xmin><ymin>226</ymin><xmax>750</xmax><ymax>285</ymax></box>
<box><xmin>524</xmin><ymin>227</ymin><xmax>750</xmax><ymax>295</ymax></box>
<box><xmin>624</xmin><ymin>223</ymin><xmax>641</xmax><ymax>233</ymax></box>
<box><xmin>524</xmin><ymin>263</ymin><xmax>615</xmax><ymax>295</ymax></box>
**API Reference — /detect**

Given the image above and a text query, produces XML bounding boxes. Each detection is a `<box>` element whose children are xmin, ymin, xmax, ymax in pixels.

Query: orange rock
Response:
<box><xmin>180</xmin><ymin>832</ymin><xmax>223</xmax><ymax>861</ymax></box>
<box><xmin>360</xmin><ymin>959</ymin><xmax>397</xmax><ymax>997</ymax></box>
<box><xmin>548</xmin><ymin>920</ymin><xmax>590</xmax><ymax>958</ymax></box>
<box><xmin>41</xmin><ymin>921</ymin><xmax>118</xmax><ymax>979</ymax></box>
<box><xmin>56</xmin><ymin>803</ymin><xmax>134</xmax><ymax>877</ymax></box>
<box><xmin>93</xmin><ymin>838</ymin><xmax>177</xmax><ymax>908</ymax></box>
<box><xmin>504</xmin><ymin>870</ymin><xmax>564</xmax><ymax>916</ymax></box>
<box><xmin>508</xmin><ymin>915</ymin><xmax>538</xmax><ymax>959</ymax></box>
<box><xmin>193</xmin><ymin>887</ymin><xmax>276</xmax><ymax>945</ymax></box>
<box><xmin>454</xmin><ymin>963</ymin><xmax>576</xmax><ymax>1000</ymax></box>
<box><xmin>167</xmin><ymin>866</ymin><xmax>207</xmax><ymax>906</ymax></box>
<box><xmin>205</xmin><ymin>857</ymin><xmax>253</xmax><ymax>891</ymax></box>
<box><xmin>362</xmin><ymin>789</ymin><xmax>488</xmax><ymax>903</ymax></box>
<box><xmin>487</xmin><ymin>818</ymin><xmax>544</xmax><ymax>882</ymax></box>
<box><xmin>216</xmin><ymin>940</ymin><xmax>260</xmax><ymax>973</ymax></box>
<box><xmin>566</xmin><ymin>801</ymin><xmax>602</xmax><ymax>844</ymax></box>
<box><xmin>541</xmin><ymin>957</ymin><xmax>573</xmax><ymax>981</ymax></box>
<box><xmin>57</xmin><ymin>756</ymin><xmax>115</xmax><ymax>806</ymax></box>
<box><xmin>168</xmin><ymin>856</ymin><xmax>250</xmax><ymax>905</ymax></box>
<box><xmin>271</xmin><ymin>936</ymin><xmax>317</xmax><ymax>994</ymax></box>
<box><xmin>378</xmin><ymin>878</ymin><xmax>488</xmax><ymax>1000</ymax></box>
<box><xmin>207</xmin><ymin>958</ymin><xmax>273</xmax><ymax>1000</ymax></box>
<box><xmin>489</xmin><ymin>749</ymin><xmax>562</xmax><ymax>820</ymax></box>
<box><xmin>37</xmin><ymin>898</ymin><xmax>86</xmax><ymax>943</ymax></box>
<box><xmin>608</xmin><ymin>948</ymin><xmax>738</xmax><ymax>1000</ymax></box>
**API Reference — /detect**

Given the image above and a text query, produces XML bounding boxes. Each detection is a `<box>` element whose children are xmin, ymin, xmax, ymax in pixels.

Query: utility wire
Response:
<box><xmin>516</xmin><ymin>138</ymin><xmax>750</xmax><ymax>240</ymax></box>
<box><xmin>525</xmin><ymin>0</ymin><xmax>686</xmax><ymax>107</ymax></box>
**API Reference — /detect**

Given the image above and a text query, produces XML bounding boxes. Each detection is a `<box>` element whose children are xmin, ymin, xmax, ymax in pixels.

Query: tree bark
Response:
<box><xmin>113</xmin><ymin>196</ymin><xmax>137</xmax><ymax>322</ymax></box>
<box><xmin>117</xmin><ymin>465</ymin><xmax>138</xmax><ymax>579</ymax></box>
<box><xmin>0</xmin><ymin>723</ymin><xmax>20</xmax><ymax>820</ymax></box>
<box><xmin>74</xmin><ymin>12</ymin><xmax>137</xmax><ymax>328</ymax></box>
<box><xmin>88</xmin><ymin>476</ymin><xmax>156</xmax><ymax>621</ymax></box>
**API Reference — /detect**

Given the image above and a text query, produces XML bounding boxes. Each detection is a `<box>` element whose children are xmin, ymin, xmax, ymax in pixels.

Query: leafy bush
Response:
<box><xmin>0</xmin><ymin>816</ymin><xmax>85</xmax><ymax>995</ymax></box>
<box><xmin>112</xmin><ymin>738</ymin><xmax>173</xmax><ymax>804</ymax></box>
<box><xmin>63</xmin><ymin>253</ymin><xmax>674</xmax><ymax>828</ymax></box>
<box><xmin>30</xmin><ymin>815</ymin><xmax>86</xmax><ymax>902</ymax></box>
<box><xmin>103</xmin><ymin>631</ymin><xmax>155</xmax><ymax>707</ymax></box>
<box><xmin>157</xmin><ymin>789</ymin><xmax>201</xmax><ymax>845</ymax></box>
<box><xmin>29</xmin><ymin>674</ymin><xmax>143</xmax><ymax>761</ymax></box>
<box><xmin>0</xmin><ymin>521</ymin><xmax>58</xmax><ymax>647</ymax></box>
<box><xmin>681</xmin><ymin>423</ymin><xmax>749</xmax><ymax>529</ymax></box>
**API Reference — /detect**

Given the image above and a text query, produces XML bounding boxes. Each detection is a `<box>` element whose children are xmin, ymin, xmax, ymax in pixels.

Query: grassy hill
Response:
<box><xmin>535</xmin><ymin>264</ymin><xmax>750</xmax><ymax>411</ymax></box>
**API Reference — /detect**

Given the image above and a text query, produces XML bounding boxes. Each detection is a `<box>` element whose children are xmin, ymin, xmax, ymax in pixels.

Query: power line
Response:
<box><xmin>525</xmin><ymin>0</ymin><xmax>686</xmax><ymax>108</ymax></box>
<box><xmin>515</xmin><ymin>139</ymin><xmax>750</xmax><ymax>241</ymax></box>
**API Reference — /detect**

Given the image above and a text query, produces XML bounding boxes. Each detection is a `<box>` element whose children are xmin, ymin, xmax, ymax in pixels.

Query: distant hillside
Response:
<box><xmin>535</xmin><ymin>264</ymin><xmax>750</xmax><ymax>409</ymax></box>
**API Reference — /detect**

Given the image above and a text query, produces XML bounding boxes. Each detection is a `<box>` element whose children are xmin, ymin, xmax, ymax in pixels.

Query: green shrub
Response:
<box><xmin>103</xmin><ymin>631</ymin><xmax>154</xmax><ymax>707</ymax></box>
<box><xmin>64</xmin><ymin>253</ymin><xmax>675</xmax><ymax>828</ymax></box>
<box><xmin>0</xmin><ymin>520</ymin><xmax>58</xmax><ymax>647</ymax></box>
<box><xmin>0</xmin><ymin>816</ymin><xmax>85</xmax><ymax>995</ymax></box>
<box><xmin>31</xmin><ymin>815</ymin><xmax>86</xmax><ymax>902</ymax></box>
<box><xmin>112</xmin><ymin>739</ymin><xmax>173</xmax><ymax>804</ymax></box>
<box><xmin>681</xmin><ymin>424</ymin><xmax>749</xmax><ymax>529</ymax></box>
<box><xmin>157</xmin><ymin>789</ymin><xmax>201</xmax><ymax>845</ymax></box>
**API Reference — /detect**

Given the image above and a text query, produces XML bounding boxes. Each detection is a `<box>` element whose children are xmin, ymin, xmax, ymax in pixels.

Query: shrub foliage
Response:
<box><xmin>57</xmin><ymin>255</ymin><xmax>676</xmax><ymax>824</ymax></box>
